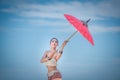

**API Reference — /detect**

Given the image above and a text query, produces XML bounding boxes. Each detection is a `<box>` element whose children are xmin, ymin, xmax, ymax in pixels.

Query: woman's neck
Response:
<box><xmin>50</xmin><ymin>47</ymin><xmax>56</xmax><ymax>52</ymax></box>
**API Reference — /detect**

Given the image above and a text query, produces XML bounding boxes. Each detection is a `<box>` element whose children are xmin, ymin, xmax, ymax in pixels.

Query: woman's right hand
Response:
<box><xmin>62</xmin><ymin>40</ymin><xmax>68</xmax><ymax>47</ymax></box>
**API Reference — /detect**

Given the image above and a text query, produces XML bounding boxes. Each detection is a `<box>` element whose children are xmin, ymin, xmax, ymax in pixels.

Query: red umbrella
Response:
<box><xmin>64</xmin><ymin>14</ymin><xmax>94</xmax><ymax>46</ymax></box>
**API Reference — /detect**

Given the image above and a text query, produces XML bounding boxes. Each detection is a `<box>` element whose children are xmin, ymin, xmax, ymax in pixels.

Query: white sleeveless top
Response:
<box><xmin>45</xmin><ymin>58</ymin><xmax>57</xmax><ymax>66</ymax></box>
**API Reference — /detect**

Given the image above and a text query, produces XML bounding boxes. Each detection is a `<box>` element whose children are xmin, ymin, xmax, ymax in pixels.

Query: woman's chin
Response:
<box><xmin>52</xmin><ymin>46</ymin><xmax>57</xmax><ymax>49</ymax></box>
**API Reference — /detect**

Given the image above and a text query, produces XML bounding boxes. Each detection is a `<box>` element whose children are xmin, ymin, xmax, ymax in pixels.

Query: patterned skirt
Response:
<box><xmin>47</xmin><ymin>70</ymin><xmax>62</xmax><ymax>80</ymax></box>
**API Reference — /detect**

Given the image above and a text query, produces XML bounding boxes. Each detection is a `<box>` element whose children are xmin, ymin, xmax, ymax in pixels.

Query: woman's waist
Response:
<box><xmin>47</xmin><ymin>66</ymin><xmax>57</xmax><ymax>72</ymax></box>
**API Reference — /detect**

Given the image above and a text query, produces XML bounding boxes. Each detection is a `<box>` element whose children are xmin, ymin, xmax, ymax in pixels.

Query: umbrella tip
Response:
<box><xmin>83</xmin><ymin>18</ymin><xmax>91</xmax><ymax>27</ymax></box>
<box><xmin>86</xmin><ymin>18</ymin><xmax>91</xmax><ymax>23</ymax></box>
<box><xmin>81</xmin><ymin>19</ymin><xmax>91</xmax><ymax>27</ymax></box>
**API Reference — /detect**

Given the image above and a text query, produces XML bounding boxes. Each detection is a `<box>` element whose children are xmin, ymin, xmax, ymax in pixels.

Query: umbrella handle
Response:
<box><xmin>57</xmin><ymin>31</ymin><xmax>77</xmax><ymax>51</ymax></box>
<box><xmin>66</xmin><ymin>31</ymin><xmax>78</xmax><ymax>41</ymax></box>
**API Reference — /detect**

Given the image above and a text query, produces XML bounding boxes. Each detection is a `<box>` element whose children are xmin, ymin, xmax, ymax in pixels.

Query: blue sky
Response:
<box><xmin>0</xmin><ymin>0</ymin><xmax>120</xmax><ymax>80</ymax></box>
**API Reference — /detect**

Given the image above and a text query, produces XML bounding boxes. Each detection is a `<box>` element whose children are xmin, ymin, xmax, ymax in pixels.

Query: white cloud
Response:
<box><xmin>1</xmin><ymin>0</ymin><xmax>120</xmax><ymax>33</ymax></box>
<box><xmin>1</xmin><ymin>0</ymin><xmax>120</xmax><ymax>19</ymax></box>
<box><xmin>11</xmin><ymin>18</ymin><xmax>69</xmax><ymax>27</ymax></box>
<box><xmin>90</xmin><ymin>26</ymin><xmax>120</xmax><ymax>33</ymax></box>
<box><xmin>9</xmin><ymin>18</ymin><xmax>120</xmax><ymax>33</ymax></box>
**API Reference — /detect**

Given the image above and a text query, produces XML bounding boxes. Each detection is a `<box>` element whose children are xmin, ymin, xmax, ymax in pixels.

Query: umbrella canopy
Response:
<box><xmin>64</xmin><ymin>14</ymin><xmax>94</xmax><ymax>46</ymax></box>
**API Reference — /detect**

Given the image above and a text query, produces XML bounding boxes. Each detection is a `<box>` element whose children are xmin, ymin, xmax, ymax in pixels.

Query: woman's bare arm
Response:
<box><xmin>40</xmin><ymin>51</ymin><xmax>49</xmax><ymax>63</ymax></box>
<box><xmin>55</xmin><ymin>40</ymin><xmax>68</xmax><ymax>61</ymax></box>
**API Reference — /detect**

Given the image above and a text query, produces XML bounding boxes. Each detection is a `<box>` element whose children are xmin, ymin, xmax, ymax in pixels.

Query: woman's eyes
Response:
<box><xmin>55</xmin><ymin>41</ymin><xmax>58</xmax><ymax>43</ymax></box>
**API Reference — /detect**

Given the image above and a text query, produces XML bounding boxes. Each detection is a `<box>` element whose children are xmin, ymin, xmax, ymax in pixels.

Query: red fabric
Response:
<box><xmin>48</xmin><ymin>71</ymin><xmax>62</xmax><ymax>80</ymax></box>
<box><xmin>64</xmin><ymin>14</ymin><xmax>94</xmax><ymax>45</ymax></box>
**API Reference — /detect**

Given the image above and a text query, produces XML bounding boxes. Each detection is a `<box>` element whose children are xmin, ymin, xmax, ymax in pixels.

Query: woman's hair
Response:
<box><xmin>50</xmin><ymin>38</ymin><xmax>58</xmax><ymax>44</ymax></box>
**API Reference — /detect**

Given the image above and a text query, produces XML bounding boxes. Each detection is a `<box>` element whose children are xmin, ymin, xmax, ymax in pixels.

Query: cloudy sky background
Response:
<box><xmin>0</xmin><ymin>0</ymin><xmax>120</xmax><ymax>80</ymax></box>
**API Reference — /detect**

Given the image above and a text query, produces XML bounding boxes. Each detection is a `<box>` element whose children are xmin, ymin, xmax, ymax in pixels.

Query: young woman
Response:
<box><xmin>41</xmin><ymin>38</ymin><xmax>68</xmax><ymax>80</ymax></box>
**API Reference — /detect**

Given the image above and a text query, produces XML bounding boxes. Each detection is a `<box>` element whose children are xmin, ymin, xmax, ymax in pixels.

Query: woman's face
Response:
<box><xmin>50</xmin><ymin>38</ymin><xmax>58</xmax><ymax>48</ymax></box>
